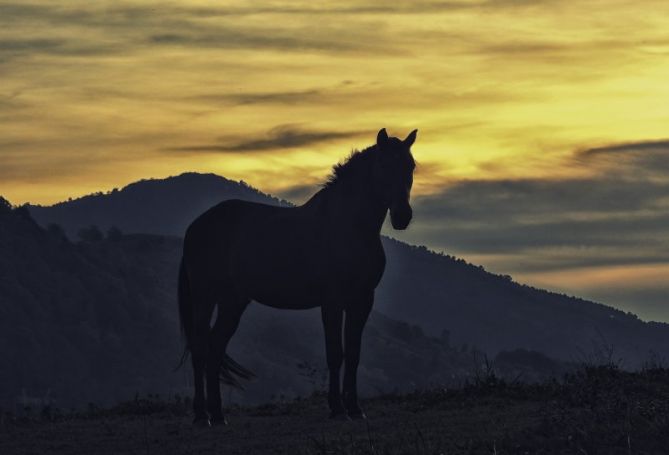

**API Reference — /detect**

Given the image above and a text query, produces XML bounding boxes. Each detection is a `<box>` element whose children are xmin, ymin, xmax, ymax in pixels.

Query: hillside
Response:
<box><xmin>0</xmin><ymin>200</ymin><xmax>491</xmax><ymax>409</ymax></box>
<box><xmin>3</xmin><ymin>366</ymin><xmax>669</xmax><ymax>454</ymax></box>
<box><xmin>26</xmin><ymin>173</ymin><xmax>669</xmax><ymax>367</ymax></box>
<box><xmin>379</xmin><ymin>238</ymin><xmax>669</xmax><ymax>364</ymax></box>
<box><xmin>28</xmin><ymin>173</ymin><xmax>289</xmax><ymax>239</ymax></box>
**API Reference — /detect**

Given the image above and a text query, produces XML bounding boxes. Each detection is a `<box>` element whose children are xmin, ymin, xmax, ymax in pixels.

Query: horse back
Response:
<box><xmin>183</xmin><ymin>198</ymin><xmax>386</xmax><ymax>308</ymax></box>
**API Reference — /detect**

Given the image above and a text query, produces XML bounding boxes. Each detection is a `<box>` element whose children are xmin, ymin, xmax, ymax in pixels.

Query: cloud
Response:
<box><xmin>0</xmin><ymin>0</ymin><xmax>566</xmax><ymax>63</ymax></box>
<box><xmin>576</xmin><ymin>140</ymin><xmax>669</xmax><ymax>182</ymax></box>
<box><xmin>0</xmin><ymin>0</ymin><xmax>633</xmax><ymax>67</ymax></box>
<box><xmin>190</xmin><ymin>89</ymin><xmax>325</xmax><ymax>106</ymax></box>
<box><xmin>0</xmin><ymin>3</ymin><xmax>396</xmax><ymax>60</ymax></box>
<box><xmin>479</xmin><ymin>42</ymin><xmax>568</xmax><ymax>55</ymax></box>
<box><xmin>579</xmin><ymin>139</ymin><xmax>669</xmax><ymax>156</ymax></box>
<box><xmin>0</xmin><ymin>3</ymin><xmax>386</xmax><ymax>63</ymax></box>
<box><xmin>0</xmin><ymin>1</ymin><xmax>556</xmax><ymax>23</ymax></box>
<box><xmin>394</xmin><ymin>140</ymin><xmax>669</xmax><ymax>273</ymax></box>
<box><xmin>165</xmin><ymin>124</ymin><xmax>366</xmax><ymax>153</ymax></box>
<box><xmin>399</xmin><ymin>137</ymin><xmax>669</xmax><ymax>320</ymax></box>
<box><xmin>0</xmin><ymin>37</ymin><xmax>119</xmax><ymax>61</ymax></box>
<box><xmin>146</xmin><ymin>30</ymin><xmax>364</xmax><ymax>53</ymax></box>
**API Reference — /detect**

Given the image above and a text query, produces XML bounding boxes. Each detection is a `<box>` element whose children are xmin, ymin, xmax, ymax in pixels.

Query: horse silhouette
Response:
<box><xmin>178</xmin><ymin>128</ymin><xmax>417</xmax><ymax>425</ymax></box>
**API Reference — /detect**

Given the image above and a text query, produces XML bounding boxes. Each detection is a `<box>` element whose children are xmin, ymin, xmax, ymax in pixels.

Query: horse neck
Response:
<box><xmin>320</xmin><ymin>177</ymin><xmax>388</xmax><ymax>235</ymax></box>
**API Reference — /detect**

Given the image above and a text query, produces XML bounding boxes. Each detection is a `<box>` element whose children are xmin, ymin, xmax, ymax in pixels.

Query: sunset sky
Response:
<box><xmin>1</xmin><ymin>1</ymin><xmax>668</xmax><ymax>320</ymax></box>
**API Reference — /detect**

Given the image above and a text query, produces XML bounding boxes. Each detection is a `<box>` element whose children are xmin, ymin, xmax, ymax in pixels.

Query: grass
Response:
<box><xmin>2</xmin><ymin>365</ymin><xmax>669</xmax><ymax>454</ymax></box>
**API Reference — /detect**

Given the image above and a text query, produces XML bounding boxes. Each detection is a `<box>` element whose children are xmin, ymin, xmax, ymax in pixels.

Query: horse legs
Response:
<box><xmin>191</xmin><ymin>294</ymin><xmax>216</xmax><ymax>426</ymax></box>
<box><xmin>343</xmin><ymin>292</ymin><xmax>373</xmax><ymax>419</ymax></box>
<box><xmin>205</xmin><ymin>296</ymin><xmax>248</xmax><ymax>425</ymax></box>
<box><xmin>321</xmin><ymin>305</ymin><xmax>346</xmax><ymax>418</ymax></box>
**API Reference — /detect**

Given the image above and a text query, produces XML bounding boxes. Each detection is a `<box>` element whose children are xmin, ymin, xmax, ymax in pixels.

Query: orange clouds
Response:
<box><xmin>2</xmin><ymin>0</ymin><xmax>669</xmax><ymax>204</ymax></box>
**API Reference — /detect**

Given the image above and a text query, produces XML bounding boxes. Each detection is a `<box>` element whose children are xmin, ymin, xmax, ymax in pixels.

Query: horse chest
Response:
<box><xmin>327</xmin><ymin>237</ymin><xmax>386</xmax><ymax>290</ymax></box>
<box><xmin>231</xmin><ymin>230</ymin><xmax>384</xmax><ymax>307</ymax></box>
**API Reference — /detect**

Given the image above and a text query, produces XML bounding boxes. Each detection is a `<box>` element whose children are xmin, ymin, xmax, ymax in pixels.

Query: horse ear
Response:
<box><xmin>404</xmin><ymin>129</ymin><xmax>418</xmax><ymax>147</ymax></box>
<box><xmin>377</xmin><ymin>128</ymin><xmax>389</xmax><ymax>147</ymax></box>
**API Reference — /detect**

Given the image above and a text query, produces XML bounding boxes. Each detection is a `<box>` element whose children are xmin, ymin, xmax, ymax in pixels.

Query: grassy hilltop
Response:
<box><xmin>3</xmin><ymin>365</ymin><xmax>669</xmax><ymax>455</ymax></box>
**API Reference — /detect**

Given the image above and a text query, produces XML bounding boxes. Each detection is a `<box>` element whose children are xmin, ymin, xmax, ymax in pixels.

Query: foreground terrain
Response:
<box><xmin>3</xmin><ymin>366</ymin><xmax>669</xmax><ymax>455</ymax></box>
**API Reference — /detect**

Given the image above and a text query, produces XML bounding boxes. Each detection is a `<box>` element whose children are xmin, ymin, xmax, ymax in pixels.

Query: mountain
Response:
<box><xmin>0</xmin><ymin>200</ymin><xmax>491</xmax><ymax>409</ymax></box>
<box><xmin>26</xmin><ymin>173</ymin><xmax>669</xmax><ymax>368</ymax></box>
<box><xmin>28</xmin><ymin>173</ymin><xmax>289</xmax><ymax>239</ymax></box>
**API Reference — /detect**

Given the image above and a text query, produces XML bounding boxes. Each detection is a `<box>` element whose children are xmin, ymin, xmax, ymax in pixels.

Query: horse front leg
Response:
<box><xmin>343</xmin><ymin>292</ymin><xmax>373</xmax><ymax>419</ymax></box>
<box><xmin>321</xmin><ymin>305</ymin><xmax>346</xmax><ymax>418</ymax></box>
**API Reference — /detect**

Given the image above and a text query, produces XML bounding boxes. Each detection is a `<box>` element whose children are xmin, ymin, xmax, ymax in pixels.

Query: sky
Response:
<box><xmin>1</xmin><ymin>0</ymin><xmax>668</xmax><ymax>320</ymax></box>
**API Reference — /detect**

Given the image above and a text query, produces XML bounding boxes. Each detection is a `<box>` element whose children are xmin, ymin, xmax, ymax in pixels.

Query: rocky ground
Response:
<box><xmin>2</xmin><ymin>366</ymin><xmax>669</xmax><ymax>455</ymax></box>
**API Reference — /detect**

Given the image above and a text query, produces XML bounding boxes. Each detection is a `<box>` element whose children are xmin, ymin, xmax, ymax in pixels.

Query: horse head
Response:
<box><xmin>373</xmin><ymin>128</ymin><xmax>417</xmax><ymax>230</ymax></box>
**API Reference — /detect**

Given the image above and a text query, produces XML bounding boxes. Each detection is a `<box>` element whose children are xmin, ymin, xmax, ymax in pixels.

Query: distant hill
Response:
<box><xmin>0</xmin><ymin>201</ymin><xmax>490</xmax><ymax>409</ymax></box>
<box><xmin>28</xmin><ymin>173</ymin><xmax>289</xmax><ymax>239</ymax></box>
<box><xmin>26</xmin><ymin>173</ymin><xmax>669</xmax><ymax>368</ymax></box>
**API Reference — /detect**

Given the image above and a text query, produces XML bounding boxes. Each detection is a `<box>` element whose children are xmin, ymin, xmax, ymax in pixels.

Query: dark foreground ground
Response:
<box><xmin>2</xmin><ymin>366</ymin><xmax>669</xmax><ymax>455</ymax></box>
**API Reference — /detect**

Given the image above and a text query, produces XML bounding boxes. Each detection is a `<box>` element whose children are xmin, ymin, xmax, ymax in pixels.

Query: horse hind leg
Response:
<box><xmin>205</xmin><ymin>294</ymin><xmax>250</xmax><ymax>425</ymax></box>
<box><xmin>190</xmin><ymin>292</ymin><xmax>217</xmax><ymax>427</ymax></box>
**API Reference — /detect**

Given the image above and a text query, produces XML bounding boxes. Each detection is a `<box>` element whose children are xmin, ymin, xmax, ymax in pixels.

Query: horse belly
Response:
<box><xmin>231</xmin><ymin>232</ymin><xmax>327</xmax><ymax>309</ymax></box>
<box><xmin>252</xmin><ymin>292</ymin><xmax>322</xmax><ymax>310</ymax></box>
<box><xmin>243</xmin><ymin>266</ymin><xmax>325</xmax><ymax>309</ymax></box>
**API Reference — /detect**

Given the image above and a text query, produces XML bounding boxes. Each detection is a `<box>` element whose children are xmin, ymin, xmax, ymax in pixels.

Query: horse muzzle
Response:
<box><xmin>390</xmin><ymin>204</ymin><xmax>412</xmax><ymax>230</ymax></box>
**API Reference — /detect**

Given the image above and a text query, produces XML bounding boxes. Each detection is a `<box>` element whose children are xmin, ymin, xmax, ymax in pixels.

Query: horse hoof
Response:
<box><xmin>193</xmin><ymin>417</ymin><xmax>211</xmax><ymax>428</ymax></box>
<box><xmin>211</xmin><ymin>415</ymin><xmax>228</xmax><ymax>426</ymax></box>
<box><xmin>329</xmin><ymin>412</ymin><xmax>351</xmax><ymax>421</ymax></box>
<box><xmin>348</xmin><ymin>410</ymin><xmax>367</xmax><ymax>420</ymax></box>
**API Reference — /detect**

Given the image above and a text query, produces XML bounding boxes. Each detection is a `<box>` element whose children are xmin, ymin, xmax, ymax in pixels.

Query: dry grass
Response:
<box><xmin>2</xmin><ymin>366</ymin><xmax>669</xmax><ymax>454</ymax></box>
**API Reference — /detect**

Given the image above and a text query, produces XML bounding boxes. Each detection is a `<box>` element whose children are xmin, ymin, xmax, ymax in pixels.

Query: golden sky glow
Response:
<box><xmin>2</xmin><ymin>0</ymin><xmax>669</xmax><ymax>203</ymax></box>
<box><xmin>1</xmin><ymin>0</ymin><xmax>668</xmax><ymax>318</ymax></box>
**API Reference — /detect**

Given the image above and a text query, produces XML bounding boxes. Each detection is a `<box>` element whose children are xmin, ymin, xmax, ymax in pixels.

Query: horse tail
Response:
<box><xmin>174</xmin><ymin>256</ymin><xmax>192</xmax><ymax>371</ymax></box>
<box><xmin>219</xmin><ymin>354</ymin><xmax>256</xmax><ymax>389</ymax></box>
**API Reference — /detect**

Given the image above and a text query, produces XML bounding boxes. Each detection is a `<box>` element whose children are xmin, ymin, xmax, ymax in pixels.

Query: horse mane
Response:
<box><xmin>322</xmin><ymin>145</ymin><xmax>378</xmax><ymax>189</ymax></box>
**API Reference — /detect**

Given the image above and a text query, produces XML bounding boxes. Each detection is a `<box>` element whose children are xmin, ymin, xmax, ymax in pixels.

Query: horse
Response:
<box><xmin>178</xmin><ymin>128</ymin><xmax>417</xmax><ymax>426</ymax></box>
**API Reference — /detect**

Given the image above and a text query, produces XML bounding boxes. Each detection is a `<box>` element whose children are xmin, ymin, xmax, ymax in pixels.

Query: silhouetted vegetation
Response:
<box><xmin>77</xmin><ymin>225</ymin><xmax>103</xmax><ymax>242</ymax></box>
<box><xmin>106</xmin><ymin>226</ymin><xmax>123</xmax><ymax>241</ymax></box>
<box><xmin>0</xmin><ymin>196</ymin><xmax>11</xmax><ymax>213</ymax></box>
<box><xmin>46</xmin><ymin>223</ymin><xmax>67</xmax><ymax>240</ymax></box>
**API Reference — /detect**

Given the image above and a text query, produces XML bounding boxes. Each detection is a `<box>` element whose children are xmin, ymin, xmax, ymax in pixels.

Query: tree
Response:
<box><xmin>0</xmin><ymin>196</ymin><xmax>11</xmax><ymax>214</ymax></box>
<box><xmin>107</xmin><ymin>226</ymin><xmax>123</xmax><ymax>241</ymax></box>
<box><xmin>78</xmin><ymin>225</ymin><xmax>103</xmax><ymax>242</ymax></box>
<box><xmin>47</xmin><ymin>223</ymin><xmax>67</xmax><ymax>240</ymax></box>
<box><xmin>440</xmin><ymin>329</ymin><xmax>451</xmax><ymax>347</ymax></box>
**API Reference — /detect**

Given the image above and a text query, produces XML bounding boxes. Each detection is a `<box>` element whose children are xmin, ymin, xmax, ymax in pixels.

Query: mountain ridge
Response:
<box><xmin>22</xmin><ymin>173</ymin><xmax>669</xmax><ymax>367</ymax></box>
<box><xmin>1</xmin><ymin>201</ymin><xmax>491</xmax><ymax>408</ymax></box>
